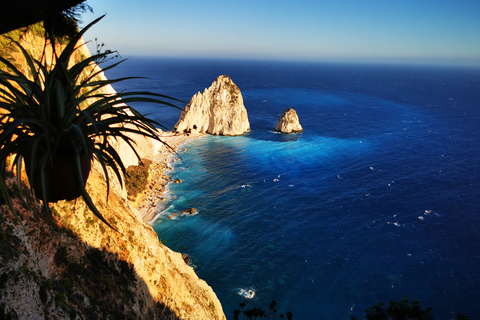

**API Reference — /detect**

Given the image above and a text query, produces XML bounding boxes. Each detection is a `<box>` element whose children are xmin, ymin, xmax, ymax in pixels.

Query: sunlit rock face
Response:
<box><xmin>274</xmin><ymin>108</ymin><xmax>303</xmax><ymax>133</ymax></box>
<box><xmin>173</xmin><ymin>75</ymin><xmax>250</xmax><ymax>136</ymax></box>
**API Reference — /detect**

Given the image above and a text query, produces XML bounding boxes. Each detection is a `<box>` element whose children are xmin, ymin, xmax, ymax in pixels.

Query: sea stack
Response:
<box><xmin>173</xmin><ymin>75</ymin><xmax>250</xmax><ymax>136</ymax></box>
<box><xmin>274</xmin><ymin>108</ymin><xmax>303</xmax><ymax>133</ymax></box>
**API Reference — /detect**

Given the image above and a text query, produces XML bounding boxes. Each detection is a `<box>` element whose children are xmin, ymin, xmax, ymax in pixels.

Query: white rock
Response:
<box><xmin>274</xmin><ymin>108</ymin><xmax>303</xmax><ymax>133</ymax></box>
<box><xmin>174</xmin><ymin>75</ymin><xmax>250</xmax><ymax>136</ymax></box>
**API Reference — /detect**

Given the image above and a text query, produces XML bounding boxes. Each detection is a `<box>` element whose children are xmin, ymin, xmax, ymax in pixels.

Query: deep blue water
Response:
<box><xmin>105</xmin><ymin>57</ymin><xmax>480</xmax><ymax>319</ymax></box>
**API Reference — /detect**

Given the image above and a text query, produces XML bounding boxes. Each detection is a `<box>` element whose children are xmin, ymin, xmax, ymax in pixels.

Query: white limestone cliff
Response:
<box><xmin>274</xmin><ymin>108</ymin><xmax>303</xmax><ymax>133</ymax></box>
<box><xmin>173</xmin><ymin>75</ymin><xmax>250</xmax><ymax>136</ymax></box>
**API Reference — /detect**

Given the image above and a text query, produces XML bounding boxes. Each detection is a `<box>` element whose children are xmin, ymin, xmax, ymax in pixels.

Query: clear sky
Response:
<box><xmin>82</xmin><ymin>0</ymin><xmax>480</xmax><ymax>65</ymax></box>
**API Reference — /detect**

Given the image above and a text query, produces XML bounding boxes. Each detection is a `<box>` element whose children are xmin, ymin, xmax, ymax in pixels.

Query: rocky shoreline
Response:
<box><xmin>134</xmin><ymin>132</ymin><xmax>204</xmax><ymax>223</ymax></box>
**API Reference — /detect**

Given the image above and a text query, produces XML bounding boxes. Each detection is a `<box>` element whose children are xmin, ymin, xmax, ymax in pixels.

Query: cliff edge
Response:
<box><xmin>0</xmin><ymin>29</ymin><xmax>225</xmax><ymax>320</ymax></box>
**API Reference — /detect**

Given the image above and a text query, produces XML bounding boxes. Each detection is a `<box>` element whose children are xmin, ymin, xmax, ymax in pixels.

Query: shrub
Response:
<box><xmin>125</xmin><ymin>159</ymin><xmax>152</xmax><ymax>199</ymax></box>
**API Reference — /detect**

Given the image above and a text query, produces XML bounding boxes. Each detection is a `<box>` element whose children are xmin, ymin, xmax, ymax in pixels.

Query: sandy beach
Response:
<box><xmin>135</xmin><ymin>131</ymin><xmax>204</xmax><ymax>223</ymax></box>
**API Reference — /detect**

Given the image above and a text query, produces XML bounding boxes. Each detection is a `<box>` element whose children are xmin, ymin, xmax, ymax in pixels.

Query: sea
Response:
<box><xmin>104</xmin><ymin>57</ymin><xmax>480</xmax><ymax>319</ymax></box>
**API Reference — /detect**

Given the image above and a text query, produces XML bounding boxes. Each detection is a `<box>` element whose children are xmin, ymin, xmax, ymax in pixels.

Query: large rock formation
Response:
<box><xmin>173</xmin><ymin>75</ymin><xmax>250</xmax><ymax>136</ymax></box>
<box><xmin>274</xmin><ymin>108</ymin><xmax>303</xmax><ymax>133</ymax></box>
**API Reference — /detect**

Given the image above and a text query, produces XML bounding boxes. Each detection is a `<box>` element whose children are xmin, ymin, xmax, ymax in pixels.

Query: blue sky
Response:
<box><xmin>82</xmin><ymin>0</ymin><xmax>480</xmax><ymax>65</ymax></box>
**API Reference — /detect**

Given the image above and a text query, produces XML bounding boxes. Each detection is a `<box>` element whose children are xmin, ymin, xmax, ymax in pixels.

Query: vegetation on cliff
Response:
<box><xmin>125</xmin><ymin>159</ymin><xmax>152</xmax><ymax>200</ymax></box>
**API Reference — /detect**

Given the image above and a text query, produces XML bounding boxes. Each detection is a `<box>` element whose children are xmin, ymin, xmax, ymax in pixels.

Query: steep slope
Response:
<box><xmin>0</xmin><ymin>28</ymin><xmax>226</xmax><ymax>320</ymax></box>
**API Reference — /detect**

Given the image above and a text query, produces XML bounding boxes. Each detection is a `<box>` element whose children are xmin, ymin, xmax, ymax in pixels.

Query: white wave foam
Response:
<box><xmin>420</xmin><ymin>209</ymin><xmax>439</xmax><ymax>218</ymax></box>
<box><xmin>387</xmin><ymin>221</ymin><xmax>401</xmax><ymax>227</ymax></box>
<box><xmin>237</xmin><ymin>288</ymin><xmax>256</xmax><ymax>299</ymax></box>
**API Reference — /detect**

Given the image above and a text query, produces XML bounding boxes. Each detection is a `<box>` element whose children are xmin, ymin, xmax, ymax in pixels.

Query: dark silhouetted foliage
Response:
<box><xmin>350</xmin><ymin>297</ymin><xmax>470</xmax><ymax>320</ymax></box>
<box><xmin>0</xmin><ymin>1</ymin><xmax>89</xmax><ymax>36</ymax></box>
<box><xmin>234</xmin><ymin>300</ymin><xmax>291</xmax><ymax>320</ymax></box>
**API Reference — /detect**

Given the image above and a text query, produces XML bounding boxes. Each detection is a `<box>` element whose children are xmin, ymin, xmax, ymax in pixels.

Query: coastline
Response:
<box><xmin>136</xmin><ymin>131</ymin><xmax>205</xmax><ymax>223</ymax></box>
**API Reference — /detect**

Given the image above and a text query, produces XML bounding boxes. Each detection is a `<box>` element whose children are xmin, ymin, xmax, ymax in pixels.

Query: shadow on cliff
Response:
<box><xmin>0</xmin><ymin>172</ymin><xmax>182</xmax><ymax>320</ymax></box>
<box><xmin>52</xmin><ymin>242</ymin><xmax>182</xmax><ymax>320</ymax></box>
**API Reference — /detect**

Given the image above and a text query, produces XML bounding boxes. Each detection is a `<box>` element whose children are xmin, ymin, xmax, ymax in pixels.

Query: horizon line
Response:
<box><xmin>106</xmin><ymin>53</ymin><xmax>480</xmax><ymax>68</ymax></box>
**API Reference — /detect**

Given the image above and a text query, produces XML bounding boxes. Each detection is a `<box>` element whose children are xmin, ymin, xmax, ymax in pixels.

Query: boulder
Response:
<box><xmin>173</xmin><ymin>75</ymin><xmax>250</xmax><ymax>136</ymax></box>
<box><xmin>274</xmin><ymin>108</ymin><xmax>303</xmax><ymax>133</ymax></box>
<box><xmin>182</xmin><ymin>253</ymin><xmax>191</xmax><ymax>265</ymax></box>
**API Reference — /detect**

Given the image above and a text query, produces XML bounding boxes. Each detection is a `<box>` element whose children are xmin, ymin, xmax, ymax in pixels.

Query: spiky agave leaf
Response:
<box><xmin>0</xmin><ymin>15</ymin><xmax>182</xmax><ymax>229</ymax></box>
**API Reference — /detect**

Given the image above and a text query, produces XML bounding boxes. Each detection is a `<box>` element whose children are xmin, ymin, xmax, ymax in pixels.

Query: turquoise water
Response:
<box><xmin>108</xmin><ymin>59</ymin><xmax>480</xmax><ymax>319</ymax></box>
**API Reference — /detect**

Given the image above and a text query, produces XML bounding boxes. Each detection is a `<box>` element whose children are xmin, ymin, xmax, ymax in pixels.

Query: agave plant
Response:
<box><xmin>0</xmin><ymin>16</ymin><xmax>180</xmax><ymax>228</ymax></box>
